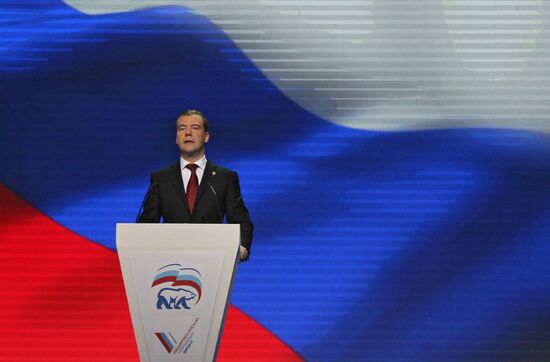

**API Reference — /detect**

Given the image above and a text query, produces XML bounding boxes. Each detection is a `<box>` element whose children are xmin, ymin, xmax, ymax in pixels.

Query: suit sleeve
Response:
<box><xmin>137</xmin><ymin>173</ymin><xmax>161</xmax><ymax>223</ymax></box>
<box><xmin>225</xmin><ymin>172</ymin><xmax>254</xmax><ymax>256</ymax></box>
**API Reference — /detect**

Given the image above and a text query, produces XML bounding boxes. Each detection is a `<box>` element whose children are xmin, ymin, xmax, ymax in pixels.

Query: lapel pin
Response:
<box><xmin>212</xmin><ymin>171</ymin><xmax>216</xmax><ymax>176</ymax></box>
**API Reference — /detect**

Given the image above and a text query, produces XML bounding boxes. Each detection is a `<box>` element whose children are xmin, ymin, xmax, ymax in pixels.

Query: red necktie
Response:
<box><xmin>186</xmin><ymin>164</ymin><xmax>199</xmax><ymax>213</ymax></box>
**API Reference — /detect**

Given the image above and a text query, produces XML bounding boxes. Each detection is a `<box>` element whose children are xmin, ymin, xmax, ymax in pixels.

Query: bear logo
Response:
<box><xmin>156</xmin><ymin>287</ymin><xmax>197</xmax><ymax>310</ymax></box>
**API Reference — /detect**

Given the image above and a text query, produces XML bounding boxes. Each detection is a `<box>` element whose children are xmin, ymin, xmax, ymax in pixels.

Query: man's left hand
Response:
<box><xmin>239</xmin><ymin>245</ymin><xmax>249</xmax><ymax>261</ymax></box>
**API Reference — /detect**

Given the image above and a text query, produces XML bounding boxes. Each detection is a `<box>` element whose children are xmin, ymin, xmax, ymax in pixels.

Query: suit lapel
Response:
<box><xmin>195</xmin><ymin>161</ymin><xmax>217</xmax><ymax>210</ymax></box>
<box><xmin>169</xmin><ymin>162</ymin><xmax>191</xmax><ymax>215</ymax></box>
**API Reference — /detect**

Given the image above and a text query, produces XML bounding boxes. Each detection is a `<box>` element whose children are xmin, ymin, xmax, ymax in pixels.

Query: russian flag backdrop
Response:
<box><xmin>1</xmin><ymin>1</ymin><xmax>550</xmax><ymax>361</ymax></box>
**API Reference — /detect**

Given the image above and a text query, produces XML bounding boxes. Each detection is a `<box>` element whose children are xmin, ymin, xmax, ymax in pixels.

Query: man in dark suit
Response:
<box><xmin>138</xmin><ymin>109</ymin><xmax>253</xmax><ymax>261</ymax></box>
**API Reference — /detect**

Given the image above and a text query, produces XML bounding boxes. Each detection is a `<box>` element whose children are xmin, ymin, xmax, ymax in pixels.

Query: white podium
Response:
<box><xmin>116</xmin><ymin>223</ymin><xmax>240</xmax><ymax>362</ymax></box>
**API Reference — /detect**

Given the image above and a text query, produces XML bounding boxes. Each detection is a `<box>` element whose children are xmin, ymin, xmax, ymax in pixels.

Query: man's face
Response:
<box><xmin>176</xmin><ymin>114</ymin><xmax>209</xmax><ymax>160</ymax></box>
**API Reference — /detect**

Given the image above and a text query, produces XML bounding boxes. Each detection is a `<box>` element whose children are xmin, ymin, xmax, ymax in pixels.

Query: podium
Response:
<box><xmin>116</xmin><ymin>223</ymin><xmax>240</xmax><ymax>362</ymax></box>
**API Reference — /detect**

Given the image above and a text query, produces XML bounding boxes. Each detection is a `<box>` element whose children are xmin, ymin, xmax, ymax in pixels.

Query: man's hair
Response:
<box><xmin>176</xmin><ymin>109</ymin><xmax>209</xmax><ymax>132</ymax></box>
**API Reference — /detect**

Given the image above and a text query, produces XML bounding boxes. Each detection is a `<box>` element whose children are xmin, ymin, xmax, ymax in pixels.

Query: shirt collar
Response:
<box><xmin>180</xmin><ymin>155</ymin><xmax>207</xmax><ymax>170</ymax></box>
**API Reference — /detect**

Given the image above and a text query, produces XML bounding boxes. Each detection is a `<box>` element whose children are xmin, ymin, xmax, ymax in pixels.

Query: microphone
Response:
<box><xmin>207</xmin><ymin>182</ymin><xmax>223</xmax><ymax>224</ymax></box>
<box><xmin>135</xmin><ymin>182</ymin><xmax>158</xmax><ymax>223</ymax></box>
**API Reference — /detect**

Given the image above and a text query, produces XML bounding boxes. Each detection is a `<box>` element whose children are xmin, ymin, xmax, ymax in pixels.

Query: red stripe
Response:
<box><xmin>151</xmin><ymin>276</ymin><xmax>177</xmax><ymax>287</ymax></box>
<box><xmin>0</xmin><ymin>184</ymin><xmax>303</xmax><ymax>361</ymax></box>
<box><xmin>219</xmin><ymin>306</ymin><xmax>304</xmax><ymax>361</ymax></box>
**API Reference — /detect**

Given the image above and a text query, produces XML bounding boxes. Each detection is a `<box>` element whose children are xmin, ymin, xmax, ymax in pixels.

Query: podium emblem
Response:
<box><xmin>151</xmin><ymin>264</ymin><xmax>203</xmax><ymax>310</ymax></box>
<box><xmin>154</xmin><ymin>317</ymin><xmax>199</xmax><ymax>355</ymax></box>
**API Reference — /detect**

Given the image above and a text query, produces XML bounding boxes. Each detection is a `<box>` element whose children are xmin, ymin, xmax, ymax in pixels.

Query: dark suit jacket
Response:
<box><xmin>138</xmin><ymin>161</ymin><xmax>253</xmax><ymax>254</ymax></box>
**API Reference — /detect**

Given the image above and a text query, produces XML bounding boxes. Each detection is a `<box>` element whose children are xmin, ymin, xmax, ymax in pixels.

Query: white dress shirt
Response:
<box><xmin>180</xmin><ymin>155</ymin><xmax>207</xmax><ymax>192</ymax></box>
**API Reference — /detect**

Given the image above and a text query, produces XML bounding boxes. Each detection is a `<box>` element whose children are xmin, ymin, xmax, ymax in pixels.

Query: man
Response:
<box><xmin>138</xmin><ymin>109</ymin><xmax>253</xmax><ymax>261</ymax></box>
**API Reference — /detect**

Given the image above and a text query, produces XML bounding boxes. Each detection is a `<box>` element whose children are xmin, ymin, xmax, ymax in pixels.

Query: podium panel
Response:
<box><xmin>116</xmin><ymin>223</ymin><xmax>240</xmax><ymax>362</ymax></box>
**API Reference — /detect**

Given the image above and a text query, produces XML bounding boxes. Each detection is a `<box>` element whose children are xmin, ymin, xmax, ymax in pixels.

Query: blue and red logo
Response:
<box><xmin>155</xmin><ymin>332</ymin><xmax>178</xmax><ymax>354</ymax></box>
<box><xmin>152</xmin><ymin>264</ymin><xmax>203</xmax><ymax>310</ymax></box>
<box><xmin>154</xmin><ymin>317</ymin><xmax>199</xmax><ymax>354</ymax></box>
